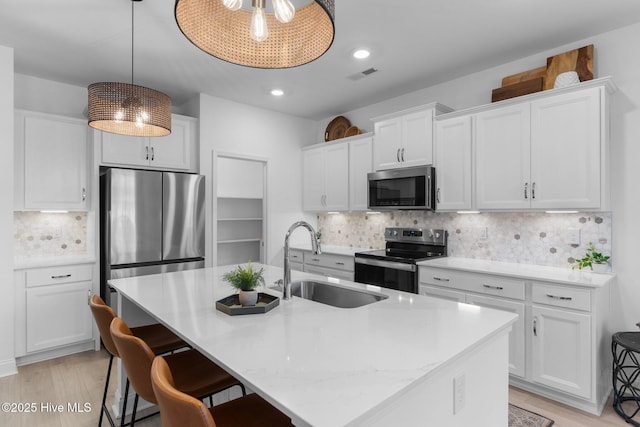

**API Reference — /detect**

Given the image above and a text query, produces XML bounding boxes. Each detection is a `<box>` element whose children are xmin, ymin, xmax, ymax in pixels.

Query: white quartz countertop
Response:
<box><xmin>14</xmin><ymin>254</ymin><xmax>96</xmax><ymax>270</ymax></box>
<box><xmin>418</xmin><ymin>257</ymin><xmax>615</xmax><ymax>288</ymax></box>
<box><xmin>289</xmin><ymin>244</ymin><xmax>370</xmax><ymax>256</ymax></box>
<box><xmin>109</xmin><ymin>264</ymin><xmax>516</xmax><ymax>427</ymax></box>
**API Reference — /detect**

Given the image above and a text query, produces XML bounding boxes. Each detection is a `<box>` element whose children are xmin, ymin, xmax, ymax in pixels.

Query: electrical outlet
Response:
<box><xmin>479</xmin><ymin>227</ymin><xmax>488</xmax><ymax>240</ymax></box>
<box><xmin>453</xmin><ymin>373</ymin><xmax>465</xmax><ymax>414</ymax></box>
<box><xmin>568</xmin><ymin>228</ymin><xmax>581</xmax><ymax>246</ymax></box>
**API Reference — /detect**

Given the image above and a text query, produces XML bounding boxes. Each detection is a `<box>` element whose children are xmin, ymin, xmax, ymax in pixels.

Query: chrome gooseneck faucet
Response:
<box><xmin>283</xmin><ymin>221</ymin><xmax>321</xmax><ymax>300</ymax></box>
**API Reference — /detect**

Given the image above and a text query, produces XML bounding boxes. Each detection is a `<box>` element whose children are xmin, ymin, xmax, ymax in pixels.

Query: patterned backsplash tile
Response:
<box><xmin>14</xmin><ymin>211</ymin><xmax>88</xmax><ymax>257</ymax></box>
<box><xmin>318</xmin><ymin>211</ymin><xmax>612</xmax><ymax>269</ymax></box>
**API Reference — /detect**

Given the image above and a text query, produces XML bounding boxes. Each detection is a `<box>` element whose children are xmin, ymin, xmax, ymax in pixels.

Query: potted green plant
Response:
<box><xmin>222</xmin><ymin>262</ymin><xmax>265</xmax><ymax>306</ymax></box>
<box><xmin>574</xmin><ymin>242</ymin><xmax>610</xmax><ymax>273</ymax></box>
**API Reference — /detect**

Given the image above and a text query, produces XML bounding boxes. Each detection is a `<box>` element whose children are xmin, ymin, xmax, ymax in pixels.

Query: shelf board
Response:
<box><xmin>217</xmin><ymin>238</ymin><xmax>262</xmax><ymax>244</ymax></box>
<box><xmin>218</xmin><ymin>217</ymin><xmax>263</xmax><ymax>221</ymax></box>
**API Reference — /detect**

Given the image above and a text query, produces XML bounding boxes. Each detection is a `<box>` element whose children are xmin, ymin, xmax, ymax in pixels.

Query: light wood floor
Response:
<box><xmin>0</xmin><ymin>349</ymin><xmax>633</xmax><ymax>426</ymax></box>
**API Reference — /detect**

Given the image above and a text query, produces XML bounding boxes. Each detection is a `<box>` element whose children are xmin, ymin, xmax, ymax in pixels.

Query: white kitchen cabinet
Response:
<box><xmin>372</xmin><ymin>103</ymin><xmax>452</xmax><ymax>171</ymax></box>
<box><xmin>348</xmin><ymin>135</ymin><xmax>373</xmax><ymax>211</ymax></box>
<box><xmin>475</xmin><ymin>103</ymin><xmax>531</xmax><ymax>210</ymax></box>
<box><xmin>419</xmin><ymin>284</ymin><xmax>465</xmax><ymax>303</ymax></box>
<box><xmin>15</xmin><ymin>110</ymin><xmax>89</xmax><ymax>210</ymax></box>
<box><xmin>297</xmin><ymin>250</ymin><xmax>354</xmax><ymax>281</ymax></box>
<box><xmin>531</xmin><ymin>305</ymin><xmax>591</xmax><ymax>398</ymax></box>
<box><xmin>530</xmin><ymin>87</ymin><xmax>601</xmax><ymax>209</ymax></box>
<box><xmin>434</xmin><ymin>115</ymin><xmax>472</xmax><ymax>211</ymax></box>
<box><xmin>100</xmin><ymin>114</ymin><xmax>196</xmax><ymax>171</ymax></box>
<box><xmin>303</xmin><ymin>142</ymin><xmax>349</xmax><ymax>211</ymax></box>
<box><xmin>16</xmin><ymin>264</ymin><xmax>95</xmax><ymax>358</ymax></box>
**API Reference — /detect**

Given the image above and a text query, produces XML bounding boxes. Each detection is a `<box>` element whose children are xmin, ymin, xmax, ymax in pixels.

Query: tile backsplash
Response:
<box><xmin>317</xmin><ymin>211</ymin><xmax>612</xmax><ymax>269</ymax></box>
<box><xmin>14</xmin><ymin>211</ymin><xmax>89</xmax><ymax>257</ymax></box>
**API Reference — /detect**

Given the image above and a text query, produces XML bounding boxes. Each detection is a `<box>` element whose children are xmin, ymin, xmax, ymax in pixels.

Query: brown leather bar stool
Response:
<box><xmin>90</xmin><ymin>295</ymin><xmax>187</xmax><ymax>427</ymax></box>
<box><xmin>151</xmin><ymin>356</ymin><xmax>293</xmax><ymax>427</ymax></box>
<box><xmin>110</xmin><ymin>317</ymin><xmax>246</xmax><ymax>427</ymax></box>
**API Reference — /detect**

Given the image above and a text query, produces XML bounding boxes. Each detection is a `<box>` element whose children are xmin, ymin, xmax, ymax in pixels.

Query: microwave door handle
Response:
<box><xmin>427</xmin><ymin>174</ymin><xmax>432</xmax><ymax>209</ymax></box>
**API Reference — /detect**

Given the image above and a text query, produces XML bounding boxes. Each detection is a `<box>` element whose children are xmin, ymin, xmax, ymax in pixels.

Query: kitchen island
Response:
<box><xmin>109</xmin><ymin>264</ymin><xmax>517</xmax><ymax>426</ymax></box>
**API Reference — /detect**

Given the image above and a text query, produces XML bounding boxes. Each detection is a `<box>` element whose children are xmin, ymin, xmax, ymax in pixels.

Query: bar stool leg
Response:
<box><xmin>613</xmin><ymin>339</ymin><xmax>640</xmax><ymax>426</ymax></box>
<box><xmin>119</xmin><ymin>378</ymin><xmax>130</xmax><ymax>427</ymax></box>
<box><xmin>99</xmin><ymin>353</ymin><xmax>116</xmax><ymax>427</ymax></box>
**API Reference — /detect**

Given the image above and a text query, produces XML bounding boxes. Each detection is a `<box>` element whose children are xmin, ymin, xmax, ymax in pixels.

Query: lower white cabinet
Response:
<box><xmin>419</xmin><ymin>263</ymin><xmax>611</xmax><ymax>415</ymax></box>
<box><xmin>16</xmin><ymin>264</ymin><xmax>95</xmax><ymax>359</ymax></box>
<box><xmin>292</xmin><ymin>250</ymin><xmax>354</xmax><ymax>281</ymax></box>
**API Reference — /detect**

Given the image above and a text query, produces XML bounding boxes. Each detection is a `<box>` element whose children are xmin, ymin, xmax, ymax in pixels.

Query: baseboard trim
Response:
<box><xmin>16</xmin><ymin>340</ymin><xmax>96</xmax><ymax>367</ymax></box>
<box><xmin>510</xmin><ymin>377</ymin><xmax>604</xmax><ymax>415</ymax></box>
<box><xmin>0</xmin><ymin>358</ymin><xmax>18</xmax><ymax>378</ymax></box>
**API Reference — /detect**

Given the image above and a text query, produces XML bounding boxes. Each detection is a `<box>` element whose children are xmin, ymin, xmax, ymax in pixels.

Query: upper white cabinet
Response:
<box><xmin>303</xmin><ymin>141</ymin><xmax>349</xmax><ymax>211</ymax></box>
<box><xmin>434</xmin><ymin>115</ymin><xmax>472</xmax><ymax>211</ymax></box>
<box><xmin>14</xmin><ymin>110</ymin><xmax>89</xmax><ymax>211</ymax></box>
<box><xmin>100</xmin><ymin>114</ymin><xmax>197</xmax><ymax>172</ymax></box>
<box><xmin>372</xmin><ymin>103</ymin><xmax>452</xmax><ymax>171</ymax></box>
<box><xmin>348</xmin><ymin>135</ymin><xmax>373</xmax><ymax>211</ymax></box>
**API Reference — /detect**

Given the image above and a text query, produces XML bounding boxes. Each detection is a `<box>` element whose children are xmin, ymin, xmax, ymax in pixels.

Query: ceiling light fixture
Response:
<box><xmin>353</xmin><ymin>49</ymin><xmax>370</xmax><ymax>59</ymax></box>
<box><xmin>174</xmin><ymin>0</ymin><xmax>335</xmax><ymax>68</ymax></box>
<box><xmin>88</xmin><ymin>0</ymin><xmax>171</xmax><ymax>137</ymax></box>
<box><xmin>271</xmin><ymin>89</ymin><xmax>284</xmax><ymax>96</ymax></box>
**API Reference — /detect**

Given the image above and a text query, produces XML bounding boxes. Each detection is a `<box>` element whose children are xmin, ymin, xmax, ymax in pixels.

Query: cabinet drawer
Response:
<box><xmin>304</xmin><ymin>252</ymin><xmax>353</xmax><ymax>272</ymax></box>
<box><xmin>532</xmin><ymin>282</ymin><xmax>591</xmax><ymax>312</ymax></box>
<box><xmin>467</xmin><ymin>275</ymin><xmax>525</xmax><ymax>301</ymax></box>
<box><xmin>289</xmin><ymin>250</ymin><xmax>304</xmax><ymax>264</ymax></box>
<box><xmin>419</xmin><ymin>284</ymin><xmax>466</xmax><ymax>303</ymax></box>
<box><xmin>26</xmin><ymin>265</ymin><xmax>93</xmax><ymax>288</ymax></box>
<box><xmin>304</xmin><ymin>265</ymin><xmax>354</xmax><ymax>281</ymax></box>
<box><xmin>419</xmin><ymin>267</ymin><xmax>472</xmax><ymax>289</ymax></box>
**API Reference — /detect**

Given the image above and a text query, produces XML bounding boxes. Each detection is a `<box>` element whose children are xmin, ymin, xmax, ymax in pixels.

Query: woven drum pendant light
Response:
<box><xmin>174</xmin><ymin>0</ymin><xmax>335</xmax><ymax>68</ymax></box>
<box><xmin>88</xmin><ymin>0</ymin><xmax>171</xmax><ymax>137</ymax></box>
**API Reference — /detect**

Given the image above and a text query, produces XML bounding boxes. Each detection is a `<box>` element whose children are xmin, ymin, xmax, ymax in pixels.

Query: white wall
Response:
<box><xmin>198</xmin><ymin>94</ymin><xmax>316</xmax><ymax>268</ymax></box>
<box><xmin>320</xmin><ymin>22</ymin><xmax>640</xmax><ymax>331</ymax></box>
<box><xmin>0</xmin><ymin>45</ymin><xmax>16</xmax><ymax>377</ymax></box>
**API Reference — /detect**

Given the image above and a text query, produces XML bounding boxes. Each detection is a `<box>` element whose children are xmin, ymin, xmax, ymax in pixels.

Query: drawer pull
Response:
<box><xmin>335</xmin><ymin>262</ymin><xmax>345</xmax><ymax>266</ymax></box>
<box><xmin>483</xmin><ymin>284</ymin><xmax>504</xmax><ymax>290</ymax></box>
<box><xmin>311</xmin><ymin>258</ymin><xmax>320</xmax><ymax>262</ymax></box>
<box><xmin>546</xmin><ymin>294</ymin><xmax>572</xmax><ymax>301</ymax></box>
<box><xmin>51</xmin><ymin>274</ymin><xmax>72</xmax><ymax>279</ymax></box>
<box><xmin>433</xmin><ymin>276</ymin><xmax>450</xmax><ymax>282</ymax></box>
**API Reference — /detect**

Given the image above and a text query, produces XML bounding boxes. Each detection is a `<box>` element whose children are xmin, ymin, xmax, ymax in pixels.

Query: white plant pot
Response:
<box><xmin>238</xmin><ymin>290</ymin><xmax>258</xmax><ymax>306</ymax></box>
<box><xmin>592</xmin><ymin>263</ymin><xmax>608</xmax><ymax>273</ymax></box>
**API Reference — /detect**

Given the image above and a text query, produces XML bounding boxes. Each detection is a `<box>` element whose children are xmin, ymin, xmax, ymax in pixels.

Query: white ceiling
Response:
<box><xmin>1</xmin><ymin>0</ymin><xmax>640</xmax><ymax>120</ymax></box>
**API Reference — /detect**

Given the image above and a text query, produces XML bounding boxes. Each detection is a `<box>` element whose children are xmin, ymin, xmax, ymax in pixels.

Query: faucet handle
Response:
<box><xmin>273</xmin><ymin>279</ymin><xmax>284</xmax><ymax>291</ymax></box>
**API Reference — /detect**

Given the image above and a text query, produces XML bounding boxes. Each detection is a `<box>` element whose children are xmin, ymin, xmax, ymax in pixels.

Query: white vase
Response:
<box><xmin>592</xmin><ymin>263</ymin><xmax>608</xmax><ymax>273</ymax></box>
<box><xmin>238</xmin><ymin>290</ymin><xmax>258</xmax><ymax>306</ymax></box>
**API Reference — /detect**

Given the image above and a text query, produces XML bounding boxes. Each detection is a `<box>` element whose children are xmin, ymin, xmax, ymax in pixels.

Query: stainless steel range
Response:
<box><xmin>354</xmin><ymin>228</ymin><xmax>447</xmax><ymax>294</ymax></box>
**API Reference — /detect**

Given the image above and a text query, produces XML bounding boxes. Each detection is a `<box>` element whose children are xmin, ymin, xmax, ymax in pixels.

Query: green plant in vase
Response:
<box><xmin>574</xmin><ymin>242</ymin><xmax>610</xmax><ymax>272</ymax></box>
<box><xmin>223</xmin><ymin>262</ymin><xmax>265</xmax><ymax>306</ymax></box>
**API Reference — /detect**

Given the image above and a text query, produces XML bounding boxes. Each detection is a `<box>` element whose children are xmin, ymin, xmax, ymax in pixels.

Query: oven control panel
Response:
<box><xmin>385</xmin><ymin>228</ymin><xmax>447</xmax><ymax>245</ymax></box>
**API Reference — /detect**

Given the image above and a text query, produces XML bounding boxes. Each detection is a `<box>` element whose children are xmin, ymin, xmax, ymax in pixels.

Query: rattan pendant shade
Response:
<box><xmin>88</xmin><ymin>82</ymin><xmax>172</xmax><ymax>137</ymax></box>
<box><xmin>175</xmin><ymin>0</ymin><xmax>335</xmax><ymax>68</ymax></box>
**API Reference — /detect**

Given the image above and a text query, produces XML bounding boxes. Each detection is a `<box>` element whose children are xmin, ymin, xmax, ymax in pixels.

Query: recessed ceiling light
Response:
<box><xmin>271</xmin><ymin>89</ymin><xmax>284</xmax><ymax>96</ymax></box>
<box><xmin>353</xmin><ymin>49</ymin><xmax>370</xmax><ymax>59</ymax></box>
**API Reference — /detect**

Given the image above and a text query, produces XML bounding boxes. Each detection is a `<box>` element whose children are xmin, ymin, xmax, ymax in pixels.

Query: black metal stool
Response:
<box><xmin>612</xmin><ymin>332</ymin><xmax>640</xmax><ymax>426</ymax></box>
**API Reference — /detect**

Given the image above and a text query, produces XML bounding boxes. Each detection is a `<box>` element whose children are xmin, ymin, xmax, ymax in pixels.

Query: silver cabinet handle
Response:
<box><xmin>151</xmin><ymin>146</ymin><xmax>155</xmax><ymax>161</ymax></box>
<box><xmin>524</xmin><ymin>183</ymin><xmax>528</xmax><ymax>200</ymax></box>
<box><xmin>311</xmin><ymin>258</ymin><xmax>320</xmax><ymax>262</ymax></box>
<box><xmin>533</xmin><ymin>317</ymin><xmax>537</xmax><ymax>337</ymax></box>
<box><xmin>401</xmin><ymin>148</ymin><xmax>405</xmax><ymax>162</ymax></box>
<box><xmin>436</xmin><ymin>188</ymin><xmax>441</xmax><ymax>204</ymax></box>
<box><xmin>396</xmin><ymin>148</ymin><xmax>401</xmax><ymax>162</ymax></box>
<box><xmin>335</xmin><ymin>262</ymin><xmax>345</xmax><ymax>266</ymax></box>
<box><xmin>433</xmin><ymin>276</ymin><xmax>450</xmax><ymax>282</ymax></box>
<box><xmin>82</xmin><ymin>187</ymin><xmax>86</xmax><ymax>201</ymax></box>
<box><xmin>87</xmin><ymin>289</ymin><xmax>92</xmax><ymax>305</ymax></box>
<box><xmin>51</xmin><ymin>274</ymin><xmax>71</xmax><ymax>279</ymax></box>
<box><xmin>532</xmin><ymin>182</ymin><xmax>536</xmax><ymax>199</ymax></box>
<box><xmin>546</xmin><ymin>294</ymin><xmax>572</xmax><ymax>301</ymax></box>
<box><xmin>483</xmin><ymin>284</ymin><xmax>504</xmax><ymax>290</ymax></box>
<box><xmin>145</xmin><ymin>146</ymin><xmax>149</xmax><ymax>160</ymax></box>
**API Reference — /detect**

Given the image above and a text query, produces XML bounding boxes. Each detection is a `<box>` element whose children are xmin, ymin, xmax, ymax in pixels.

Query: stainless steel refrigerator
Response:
<box><xmin>100</xmin><ymin>168</ymin><xmax>205</xmax><ymax>307</ymax></box>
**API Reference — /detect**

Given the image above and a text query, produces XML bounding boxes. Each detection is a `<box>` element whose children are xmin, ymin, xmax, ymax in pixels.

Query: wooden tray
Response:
<box><xmin>544</xmin><ymin>44</ymin><xmax>593</xmax><ymax>90</ymax></box>
<box><xmin>325</xmin><ymin>116</ymin><xmax>351</xmax><ymax>141</ymax></box>
<box><xmin>216</xmin><ymin>293</ymin><xmax>279</xmax><ymax>316</ymax></box>
<box><xmin>492</xmin><ymin>77</ymin><xmax>544</xmax><ymax>102</ymax></box>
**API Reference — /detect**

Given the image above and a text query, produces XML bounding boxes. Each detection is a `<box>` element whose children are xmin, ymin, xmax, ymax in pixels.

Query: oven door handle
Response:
<box><xmin>354</xmin><ymin>257</ymin><xmax>416</xmax><ymax>272</ymax></box>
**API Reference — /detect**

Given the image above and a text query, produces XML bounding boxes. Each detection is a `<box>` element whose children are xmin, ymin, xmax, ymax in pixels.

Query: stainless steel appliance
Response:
<box><xmin>99</xmin><ymin>168</ymin><xmax>205</xmax><ymax>306</ymax></box>
<box><xmin>354</xmin><ymin>228</ymin><xmax>447</xmax><ymax>294</ymax></box>
<box><xmin>367</xmin><ymin>166</ymin><xmax>436</xmax><ymax>210</ymax></box>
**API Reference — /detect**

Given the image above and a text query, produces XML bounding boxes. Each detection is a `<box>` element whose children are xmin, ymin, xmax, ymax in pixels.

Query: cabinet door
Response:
<box><xmin>349</xmin><ymin>137</ymin><xmax>373</xmax><ymax>211</ymax></box>
<box><xmin>373</xmin><ymin>117</ymin><xmax>402</xmax><ymax>170</ymax></box>
<box><xmin>531</xmin><ymin>305</ymin><xmax>591</xmax><ymax>399</ymax></box>
<box><xmin>530</xmin><ymin>87</ymin><xmax>601</xmax><ymax>209</ymax></box>
<box><xmin>475</xmin><ymin>104</ymin><xmax>531</xmax><ymax>210</ymax></box>
<box><xmin>466</xmin><ymin>294</ymin><xmax>526</xmax><ymax>378</ymax></box>
<box><xmin>101</xmin><ymin>132</ymin><xmax>149</xmax><ymax>167</ymax></box>
<box><xmin>149</xmin><ymin>117</ymin><xmax>191</xmax><ymax>170</ymax></box>
<box><xmin>418</xmin><ymin>285</ymin><xmax>466</xmax><ymax>303</ymax></box>
<box><xmin>26</xmin><ymin>282</ymin><xmax>93</xmax><ymax>353</ymax></box>
<box><xmin>402</xmin><ymin>109</ymin><xmax>433</xmax><ymax>168</ymax></box>
<box><xmin>324</xmin><ymin>143</ymin><xmax>349</xmax><ymax>210</ymax></box>
<box><xmin>434</xmin><ymin>116</ymin><xmax>472</xmax><ymax>210</ymax></box>
<box><xmin>302</xmin><ymin>147</ymin><xmax>326</xmax><ymax>211</ymax></box>
<box><xmin>23</xmin><ymin>115</ymin><xmax>88</xmax><ymax>210</ymax></box>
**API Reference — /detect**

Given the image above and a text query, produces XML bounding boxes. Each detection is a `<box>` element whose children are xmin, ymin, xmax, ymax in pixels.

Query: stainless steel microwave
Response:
<box><xmin>367</xmin><ymin>166</ymin><xmax>435</xmax><ymax>210</ymax></box>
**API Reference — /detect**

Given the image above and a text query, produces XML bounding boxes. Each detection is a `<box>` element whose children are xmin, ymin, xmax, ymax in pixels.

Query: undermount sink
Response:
<box><xmin>271</xmin><ymin>280</ymin><xmax>388</xmax><ymax>308</ymax></box>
